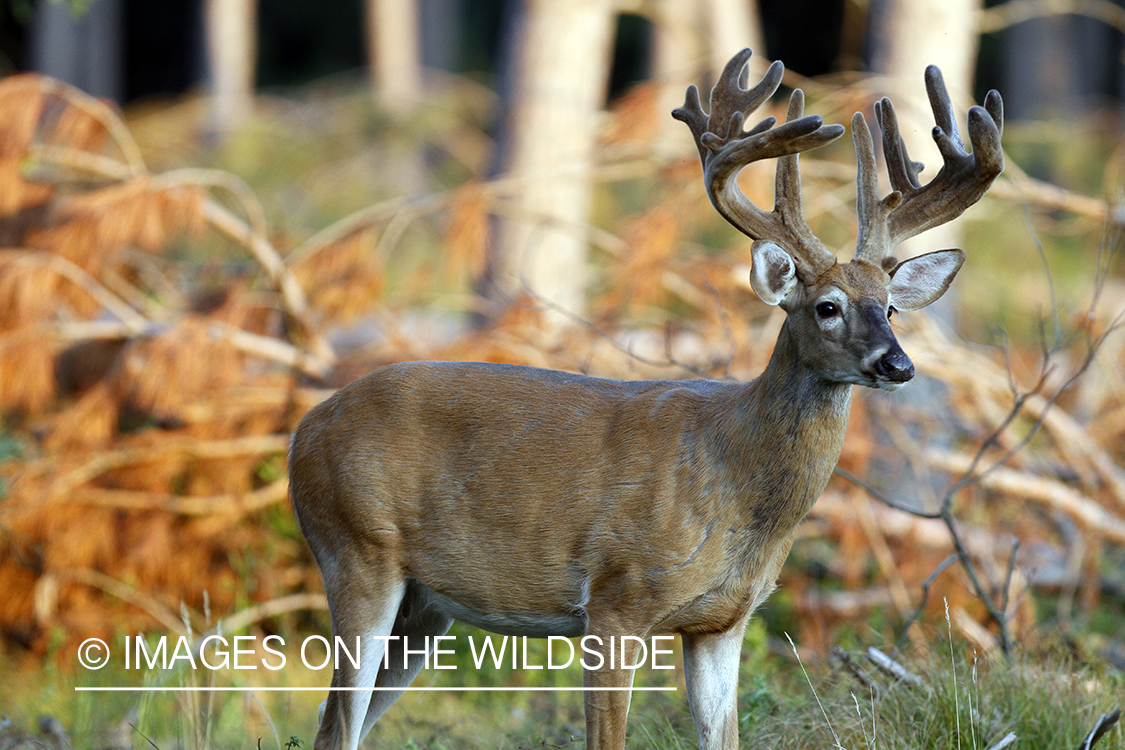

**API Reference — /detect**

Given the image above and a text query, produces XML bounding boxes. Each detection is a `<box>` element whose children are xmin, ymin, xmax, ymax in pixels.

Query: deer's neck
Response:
<box><xmin>716</xmin><ymin>319</ymin><xmax>853</xmax><ymax>533</ymax></box>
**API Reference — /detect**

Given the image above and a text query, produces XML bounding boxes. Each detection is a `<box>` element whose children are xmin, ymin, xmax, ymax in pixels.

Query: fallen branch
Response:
<box><xmin>865</xmin><ymin>647</ymin><xmax>923</xmax><ymax>687</ymax></box>
<box><xmin>0</xmin><ymin>250</ymin><xmax>151</xmax><ymax>332</ymax></box>
<box><xmin>985</xmin><ymin>732</ymin><xmax>1017</xmax><ymax>750</ymax></box>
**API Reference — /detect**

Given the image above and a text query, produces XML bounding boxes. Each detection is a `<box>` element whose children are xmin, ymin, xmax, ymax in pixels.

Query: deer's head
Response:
<box><xmin>673</xmin><ymin>49</ymin><xmax>1003</xmax><ymax>391</ymax></box>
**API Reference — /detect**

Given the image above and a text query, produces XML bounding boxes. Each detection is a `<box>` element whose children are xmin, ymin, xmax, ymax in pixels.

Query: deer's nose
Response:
<box><xmin>875</xmin><ymin>348</ymin><xmax>914</xmax><ymax>383</ymax></box>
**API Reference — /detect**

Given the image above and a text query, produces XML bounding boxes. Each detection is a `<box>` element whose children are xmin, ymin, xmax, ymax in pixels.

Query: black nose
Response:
<box><xmin>875</xmin><ymin>348</ymin><xmax>914</xmax><ymax>382</ymax></box>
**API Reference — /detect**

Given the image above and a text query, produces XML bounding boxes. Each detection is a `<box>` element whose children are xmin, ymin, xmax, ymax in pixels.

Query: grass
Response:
<box><xmin>2</xmin><ymin>620</ymin><xmax>1120</xmax><ymax>750</ymax></box>
<box><xmin>746</xmin><ymin>639</ymin><xmax>1124</xmax><ymax>750</ymax></box>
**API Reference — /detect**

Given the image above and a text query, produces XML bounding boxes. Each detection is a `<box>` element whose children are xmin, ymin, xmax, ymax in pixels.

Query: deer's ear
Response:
<box><xmin>888</xmin><ymin>249</ymin><xmax>964</xmax><ymax>311</ymax></box>
<box><xmin>750</xmin><ymin>241</ymin><xmax>797</xmax><ymax>306</ymax></box>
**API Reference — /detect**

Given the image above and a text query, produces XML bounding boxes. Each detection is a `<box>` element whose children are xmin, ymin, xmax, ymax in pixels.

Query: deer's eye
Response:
<box><xmin>887</xmin><ymin>306</ymin><xmax>896</xmax><ymax>319</ymax></box>
<box><xmin>815</xmin><ymin>301</ymin><xmax>839</xmax><ymax>319</ymax></box>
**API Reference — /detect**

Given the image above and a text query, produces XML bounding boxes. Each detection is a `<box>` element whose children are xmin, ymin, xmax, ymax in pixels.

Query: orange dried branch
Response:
<box><xmin>39</xmin><ymin>434</ymin><xmax>291</xmax><ymax>504</ymax></box>
<box><xmin>0</xmin><ymin>250</ymin><xmax>150</xmax><ymax>331</ymax></box>
<box><xmin>64</xmin><ymin>478</ymin><xmax>290</xmax><ymax>518</ymax></box>
<box><xmin>52</xmin><ymin>568</ymin><xmax>185</xmax><ymax>635</ymax></box>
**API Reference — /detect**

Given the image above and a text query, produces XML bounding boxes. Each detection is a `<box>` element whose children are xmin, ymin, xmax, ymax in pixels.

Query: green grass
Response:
<box><xmin>3</xmin><ymin>621</ymin><xmax>1120</xmax><ymax>750</ymax></box>
<box><xmin>745</xmin><ymin>642</ymin><xmax>1123</xmax><ymax>750</ymax></box>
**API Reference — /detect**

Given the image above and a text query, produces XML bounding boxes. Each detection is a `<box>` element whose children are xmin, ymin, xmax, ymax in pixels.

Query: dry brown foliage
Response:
<box><xmin>0</xmin><ymin>76</ymin><xmax>321</xmax><ymax>654</ymax></box>
<box><xmin>0</xmin><ymin>73</ymin><xmax>1121</xmax><ymax>665</ymax></box>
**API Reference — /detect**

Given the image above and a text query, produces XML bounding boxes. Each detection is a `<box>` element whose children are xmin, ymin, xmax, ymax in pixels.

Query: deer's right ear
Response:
<box><xmin>750</xmin><ymin>240</ymin><xmax>797</xmax><ymax>306</ymax></box>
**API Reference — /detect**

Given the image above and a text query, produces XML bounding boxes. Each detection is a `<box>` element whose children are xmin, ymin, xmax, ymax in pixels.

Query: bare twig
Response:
<box><xmin>1077</xmin><ymin>708</ymin><xmax>1122</xmax><ymax>750</ymax></box>
<box><xmin>519</xmin><ymin>283</ymin><xmax>721</xmax><ymax>380</ymax></box>
<box><xmin>130</xmin><ymin>724</ymin><xmax>162</xmax><ymax>750</ymax></box>
<box><xmin>894</xmin><ymin>553</ymin><xmax>959</xmax><ymax>650</ymax></box>
<box><xmin>839</xmin><ymin>208</ymin><xmax>1123</xmax><ymax>655</ymax></box>
<box><xmin>699</xmin><ymin>272</ymin><xmax>737</xmax><ymax>380</ymax></box>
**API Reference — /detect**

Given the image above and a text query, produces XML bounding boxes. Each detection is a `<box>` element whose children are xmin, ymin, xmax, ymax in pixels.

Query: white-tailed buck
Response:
<box><xmin>290</xmin><ymin>48</ymin><xmax>1003</xmax><ymax>749</ymax></box>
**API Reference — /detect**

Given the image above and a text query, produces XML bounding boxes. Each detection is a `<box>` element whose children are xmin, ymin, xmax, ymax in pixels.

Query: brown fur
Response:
<box><xmin>290</xmin><ymin>277</ymin><xmax>871</xmax><ymax>749</ymax></box>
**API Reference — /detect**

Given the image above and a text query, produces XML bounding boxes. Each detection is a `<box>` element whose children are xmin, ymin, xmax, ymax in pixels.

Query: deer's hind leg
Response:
<box><xmin>359</xmin><ymin>581</ymin><xmax>454</xmax><ymax>734</ymax></box>
<box><xmin>313</xmin><ymin>555</ymin><xmax>406</xmax><ymax>750</ymax></box>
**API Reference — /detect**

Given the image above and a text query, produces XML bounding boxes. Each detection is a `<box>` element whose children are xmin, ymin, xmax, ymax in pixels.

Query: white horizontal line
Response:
<box><xmin>75</xmin><ymin>686</ymin><xmax>677</xmax><ymax>692</ymax></box>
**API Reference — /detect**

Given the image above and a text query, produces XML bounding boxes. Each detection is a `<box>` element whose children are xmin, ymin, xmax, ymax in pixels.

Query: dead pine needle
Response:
<box><xmin>850</xmin><ymin>691</ymin><xmax>876</xmax><ymax>749</ymax></box>
<box><xmin>785</xmin><ymin>632</ymin><xmax>844</xmax><ymax>750</ymax></box>
<box><xmin>946</xmin><ymin>598</ymin><xmax>962</xmax><ymax>750</ymax></box>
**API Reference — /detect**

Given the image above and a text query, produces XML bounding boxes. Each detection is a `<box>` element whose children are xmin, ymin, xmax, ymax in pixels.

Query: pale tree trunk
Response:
<box><xmin>651</xmin><ymin>0</ymin><xmax>765</xmax><ymax>159</ymax></box>
<box><xmin>706</xmin><ymin>0</ymin><xmax>766</xmax><ymax>80</ymax></box>
<box><xmin>205</xmin><ymin>0</ymin><xmax>258</xmax><ymax>134</ymax></box>
<box><xmin>652</xmin><ymin>0</ymin><xmax>706</xmax><ymax>158</ymax></box>
<box><xmin>366</xmin><ymin>0</ymin><xmax>423</xmax><ymax>115</ymax></box>
<box><xmin>486</xmin><ymin>0</ymin><xmax>616</xmax><ymax>328</ymax></box>
<box><xmin>365</xmin><ymin>0</ymin><xmax>426</xmax><ymax>194</ymax></box>
<box><xmin>870</xmin><ymin>0</ymin><xmax>982</xmax><ymax>266</ymax></box>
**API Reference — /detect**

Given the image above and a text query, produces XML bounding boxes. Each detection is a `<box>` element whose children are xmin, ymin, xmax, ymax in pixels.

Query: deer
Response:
<box><xmin>288</xmin><ymin>48</ymin><xmax>1003</xmax><ymax>750</ymax></box>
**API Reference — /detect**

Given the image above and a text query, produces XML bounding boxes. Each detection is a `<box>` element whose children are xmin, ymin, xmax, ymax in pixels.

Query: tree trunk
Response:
<box><xmin>651</xmin><ymin>0</ymin><xmax>704</xmax><ymax>158</ymax></box>
<box><xmin>651</xmin><ymin>0</ymin><xmax>766</xmax><ymax>160</ymax></box>
<box><xmin>29</xmin><ymin>0</ymin><xmax>124</xmax><ymax>102</ymax></box>
<box><xmin>706</xmin><ymin>0</ymin><xmax>766</xmax><ymax>80</ymax></box>
<box><xmin>870</xmin><ymin>0</ymin><xmax>982</xmax><ymax>267</ymax></box>
<box><xmin>485</xmin><ymin>0</ymin><xmax>616</xmax><ymax>328</ymax></box>
<box><xmin>366</xmin><ymin>0</ymin><xmax>423</xmax><ymax>115</ymax></box>
<box><xmin>205</xmin><ymin>0</ymin><xmax>258</xmax><ymax>134</ymax></box>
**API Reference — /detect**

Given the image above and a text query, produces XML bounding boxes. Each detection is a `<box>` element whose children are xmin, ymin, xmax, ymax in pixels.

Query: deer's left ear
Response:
<box><xmin>750</xmin><ymin>240</ymin><xmax>798</xmax><ymax>306</ymax></box>
<box><xmin>888</xmin><ymin>249</ymin><xmax>965</xmax><ymax>311</ymax></box>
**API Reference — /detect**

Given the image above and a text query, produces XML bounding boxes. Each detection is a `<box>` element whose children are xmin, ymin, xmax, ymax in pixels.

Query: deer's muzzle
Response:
<box><xmin>874</xmin><ymin>346</ymin><xmax>914</xmax><ymax>383</ymax></box>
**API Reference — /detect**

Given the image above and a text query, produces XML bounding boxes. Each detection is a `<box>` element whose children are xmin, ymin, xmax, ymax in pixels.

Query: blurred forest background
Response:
<box><xmin>0</xmin><ymin>0</ymin><xmax>1123</xmax><ymax>745</ymax></box>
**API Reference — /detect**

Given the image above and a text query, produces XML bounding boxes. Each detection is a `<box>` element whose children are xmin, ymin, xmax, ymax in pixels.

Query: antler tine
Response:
<box><xmin>774</xmin><ymin>90</ymin><xmax>816</xmax><ymax>267</ymax></box>
<box><xmin>854</xmin><ymin>66</ymin><xmax>1005</xmax><ymax>266</ymax></box>
<box><xmin>673</xmin><ymin>49</ymin><xmax>845</xmax><ymax>280</ymax></box>
<box><xmin>708</xmin><ymin>48</ymin><xmax>784</xmax><ymax>142</ymax></box>
<box><xmin>852</xmin><ymin>111</ymin><xmax>883</xmax><ymax>261</ymax></box>
<box><xmin>925</xmin><ymin>66</ymin><xmax>962</xmax><ymax>148</ymax></box>
<box><xmin>874</xmin><ymin>96</ymin><xmax>925</xmax><ymax>195</ymax></box>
